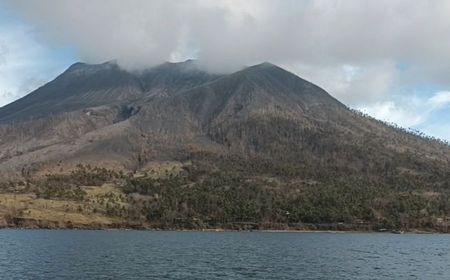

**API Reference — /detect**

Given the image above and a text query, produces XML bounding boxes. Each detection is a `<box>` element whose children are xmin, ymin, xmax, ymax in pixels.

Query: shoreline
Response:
<box><xmin>0</xmin><ymin>225</ymin><xmax>440</xmax><ymax>234</ymax></box>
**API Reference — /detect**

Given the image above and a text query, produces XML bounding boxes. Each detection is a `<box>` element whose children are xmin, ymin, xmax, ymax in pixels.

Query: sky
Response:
<box><xmin>0</xmin><ymin>0</ymin><xmax>449</xmax><ymax>141</ymax></box>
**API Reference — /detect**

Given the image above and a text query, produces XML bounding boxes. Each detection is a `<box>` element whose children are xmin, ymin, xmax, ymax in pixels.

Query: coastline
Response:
<box><xmin>0</xmin><ymin>221</ymin><xmax>440</xmax><ymax>234</ymax></box>
<box><xmin>0</xmin><ymin>227</ymin><xmax>439</xmax><ymax>234</ymax></box>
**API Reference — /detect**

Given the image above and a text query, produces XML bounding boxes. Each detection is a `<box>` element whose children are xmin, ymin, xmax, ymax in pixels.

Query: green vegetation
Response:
<box><xmin>119</xmin><ymin>163</ymin><xmax>450</xmax><ymax>231</ymax></box>
<box><xmin>1</xmin><ymin>162</ymin><xmax>450</xmax><ymax>232</ymax></box>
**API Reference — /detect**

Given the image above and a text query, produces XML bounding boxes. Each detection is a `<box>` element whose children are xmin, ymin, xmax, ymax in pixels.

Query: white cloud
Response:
<box><xmin>6</xmin><ymin>0</ymin><xmax>450</xmax><ymax>105</ymax></box>
<box><xmin>360</xmin><ymin>91</ymin><xmax>450</xmax><ymax>133</ymax></box>
<box><xmin>0</xmin><ymin>43</ymin><xmax>8</xmax><ymax>65</ymax></box>
<box><xmin>427</xmin><ymin>91</ymin><xmax>450</xmax><ymax>108</ymax></box>
<box><xmin>0</xmin><ymin>15</ymin><xmax>72</xmax><ymax>106</ymax></box>
<box><xmin>1</xmin><ymin>0</ymin><xmax>450</xmax><ymax>141</ymax></box>
<box><xmin>360</xmin><ymin>100</ymin><xmax>425</xmax><ymax>128</ymax></box>
<box><xmin>3</xmin><ymin>0</ymin><xmax>450</xmax><ymax>76</ymax></box>
<box><xmin>285</xmin><ymin>61</ymin><xmax>396</xmax><ymax>106</ymax></box>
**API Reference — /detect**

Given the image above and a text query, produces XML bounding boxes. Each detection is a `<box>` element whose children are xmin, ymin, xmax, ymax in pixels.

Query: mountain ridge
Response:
<box><xmin>1</xmin><ymin>60</ymin><xmax>449</xmax><ymax>178</ymax></box>
<box><xmin>1</xmin><ymin>60</ymin><xmax>450</xmax><ymax>231</ymax></box>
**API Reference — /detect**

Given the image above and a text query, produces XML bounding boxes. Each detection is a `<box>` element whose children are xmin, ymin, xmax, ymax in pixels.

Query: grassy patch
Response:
<box><xmin>0</xmin><ymin>186</ymin><xmax>126</xmax><ymax>227</ymax></box>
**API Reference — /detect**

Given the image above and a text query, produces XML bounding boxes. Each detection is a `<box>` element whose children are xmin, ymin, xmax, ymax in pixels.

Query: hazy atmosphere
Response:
<box><xmin>0</xmin><ymin>0</ymin><xmax>450</xmax><ymax>140</ymax></box>
<box><xmin>2</xmin><ymin>2</ymin><xmax>450</xmax><ymax>279</ymax></box>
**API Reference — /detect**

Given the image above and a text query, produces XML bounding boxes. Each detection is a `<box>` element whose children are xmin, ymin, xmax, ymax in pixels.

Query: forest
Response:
<box><xmin>2</xmin><ymin>159</ymin><xmax>450</xmax><ymax>232</ymax></box>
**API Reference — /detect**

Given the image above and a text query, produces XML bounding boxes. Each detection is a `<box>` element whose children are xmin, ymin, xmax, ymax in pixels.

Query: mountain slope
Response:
<box><xmin>139</xmin><ymin>59</ymin><xmax>221</xmax><ymax>96</ymax></box>
<box><xmin>1</xmin><ymin>60</ymin><xmax>450</xmax><ymax>230</ymax></box>
<box><xmin>0</xmin><ymin>62</ymin><xmax>142</xmax><ymax>122</ymax></box>
<box><xmin>0</xmin><ymin>60</ymin><xmax>219</xmax><ymax>122</ymax></box>
<box><xmin>0</xmin><ymin>60</ymin><xmax>449</xmax><ymax>180</ymax></box>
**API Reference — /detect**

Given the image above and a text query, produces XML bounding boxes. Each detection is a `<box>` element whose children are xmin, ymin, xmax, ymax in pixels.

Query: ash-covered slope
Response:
<box><xmin>0</xmin><ymin>60</ymin><xmax>219</xmax><ymax>122</ymax></box>
<box><xmin>0</xmin><ymin>62</ymin><xmax>142</xmax><ymax>122</ymax></box>
<box><xmin>138</xmin><ymin>59</ymin><xmax>221</xmax><ymax>96</ymax></box>
<box><xmin>0</xmin><ymin>60</ymin><xmax>449</xmax><ymax>191</ymax></box>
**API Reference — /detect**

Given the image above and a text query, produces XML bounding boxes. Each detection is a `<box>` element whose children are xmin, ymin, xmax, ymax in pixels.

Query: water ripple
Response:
<box><xmin>0</xmin><ymin>230</ymin><xmax>449</xmax><ymax>279</ymax></box>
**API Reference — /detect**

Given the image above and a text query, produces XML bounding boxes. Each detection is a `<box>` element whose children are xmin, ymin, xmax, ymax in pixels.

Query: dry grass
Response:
<box><xmin>0</xmin><ymin>185</ymin><xmax>127</xmax><ymax>227</ymax></box>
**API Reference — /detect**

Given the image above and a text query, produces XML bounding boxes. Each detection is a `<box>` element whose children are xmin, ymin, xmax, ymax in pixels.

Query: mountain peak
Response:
<box><xmin>1</xmin><ymin>58</ymin><xmax>450</xmax><ymax>232</ymax></box>
<box><xmin>65</xmin><ymin>60</ymin><xmax>119</xmax><ymax>75</ymax></box>
<box><xmin>254</xmin><ymin>61</ymin><xmax>277</xmax><ymax>68</ymax></box>
<box><xmin>1</xmin><ymin>58</ymin><xmax>450</xmax><ymax>208</ymax></box>
<box><xmin>161</xmin><ymin>59</ymin><xmax>199</xmax><ymax>72</ymax></box>
<box><xmin>242</xmin><ymin>62</ymin><xmax>293</xmax><ymax>77</ymax></box>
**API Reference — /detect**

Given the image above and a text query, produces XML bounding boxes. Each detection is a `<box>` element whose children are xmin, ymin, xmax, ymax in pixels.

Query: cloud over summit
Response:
<box><xmin>4</xmin><ymin>0</ymin><xmax>450</xmax><ymax>73</ymax></box>
<box><xmin>2</xmin><ymin>0</ymin><xmax>450</xmax><ymax>141</ymax></box>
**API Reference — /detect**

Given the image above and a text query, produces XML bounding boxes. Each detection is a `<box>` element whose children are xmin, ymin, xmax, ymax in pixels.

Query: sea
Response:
<box><xmin>0</xmin><ymin>230</ymin><xmax>448</xmax><ymax>279</ymax></box>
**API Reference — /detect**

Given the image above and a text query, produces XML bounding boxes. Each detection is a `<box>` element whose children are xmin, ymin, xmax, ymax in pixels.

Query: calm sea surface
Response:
<box><xmin>0</xmin><ymin>230</ymin><xmax>449</xmax><ymax>279</ymax></box>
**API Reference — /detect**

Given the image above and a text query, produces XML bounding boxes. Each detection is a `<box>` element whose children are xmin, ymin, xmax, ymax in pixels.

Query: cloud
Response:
<box><xmin>360</xmin><ymin>91</ymin><xmax>450</xmax><ymax>129</ymax></box>
<box><xmin>427</xmin><ymin>91</ymin><xmax>450</xmax><ymax>108</ymax></box>
<box><xmin>0</xmin><ymin>43</ymin><xmax>8</xmax><ymax>65</ymax></box>
<box><xmin>286</xmin><ymin>61</ymin><xmax>396</xmax><ymax>106</ymax></box>
<box><xmin>2</xmin><ymin>1</ymin><xmax>450</xmax><ymax>74</ymax></box>
<box><xmin>360</xmin><ymin>100</ymin><xmax>426</xmax><ymax>128</ymax></box>
<box><xmin>4</xmin><ymin>0</ymin><xmax>450</xmax><ymax>105</ymax></box>
<box><xmin>0</xmin><ymin>11</ymin><xmax>74</xmax><ymax>106</ymax></box>
<box><xmin>2</xmin><ymin>0</ymin><xmax>450</xmax><ymax>140</ymax></box>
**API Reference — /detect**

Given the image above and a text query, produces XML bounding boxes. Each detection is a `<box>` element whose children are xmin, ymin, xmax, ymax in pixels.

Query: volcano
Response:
<box><xmin>0</xmin><ymin>60</ymin><xmax>449</xmax><ymax>189</ymax></box>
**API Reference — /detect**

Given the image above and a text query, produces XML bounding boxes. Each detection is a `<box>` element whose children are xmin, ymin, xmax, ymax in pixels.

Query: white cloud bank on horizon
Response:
<box><xmin>2</xmin><ymin>0</ymin><xmax>450</xmax><ymax>140</ymax></box>
<box><xmin>360</xmin><ymin>91</ymin><xmax>450</xmax><ymax>141</ymax></box>
<box><xmin>3</xmin><ymin>1</ymin><xmax>450</xmax><ymax>70</ymax></box>
<box><xmin>0</xmin><ymin>21</ymin><xmax>48</xmax><ymax>105</ymax></box>
<box><xmin>5</xmin><ymin>0</ymin><xmax>450</xmax><ymax>102</ymax></box>
<box><xmin>0</xmin><ymin>13</ymin><xmax>75</xmax><ymax>107</ymax></box>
